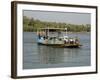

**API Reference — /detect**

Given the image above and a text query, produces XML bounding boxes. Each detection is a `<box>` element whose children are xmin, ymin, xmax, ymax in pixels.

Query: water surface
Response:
<box><xmin>23</xmin><ymin>32</ymin><xmax>91</xmax><ymax>69</ymax></box>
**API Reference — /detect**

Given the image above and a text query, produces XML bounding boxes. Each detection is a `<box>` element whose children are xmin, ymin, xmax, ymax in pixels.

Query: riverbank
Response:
<box><xmin>23</xmin><ymin>31</ymin><xmax>90</xmax><ymax>34</ymax></box>
<box><xmin>23</xmin><ymin>16</ymin><xmax>91</xmax><ymax>32</ymax></box>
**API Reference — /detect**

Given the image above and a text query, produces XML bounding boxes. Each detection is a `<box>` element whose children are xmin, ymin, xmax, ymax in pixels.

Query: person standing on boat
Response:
<box><xmin>75</xmin><ymin>37</ymin><xmax>80</xmax><ymax>44</ymax></box>
<box><xmin>37</xmin><ymin>31</ymin><xmax>41</xmax><ymax>39</ymax></box>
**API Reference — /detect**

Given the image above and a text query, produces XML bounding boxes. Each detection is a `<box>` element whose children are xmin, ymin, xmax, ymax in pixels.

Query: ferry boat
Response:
<box><xmin>37</xmin><ymin>27</ymin><xmax>82</xmax><ymax>48</ymax></box>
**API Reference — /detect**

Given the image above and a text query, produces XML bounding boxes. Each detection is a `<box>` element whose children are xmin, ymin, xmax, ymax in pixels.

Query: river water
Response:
<box><xmin>23</xmin><ymin>32</ymin><xmax>91</xmax><ymax>69</ymax></box>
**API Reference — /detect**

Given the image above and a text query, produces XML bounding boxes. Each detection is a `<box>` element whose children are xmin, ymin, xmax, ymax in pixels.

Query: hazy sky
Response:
<box><xmin>23</xmin><ymin>10</ymin><xmax>91</xmax><ymax>25</ymax></box>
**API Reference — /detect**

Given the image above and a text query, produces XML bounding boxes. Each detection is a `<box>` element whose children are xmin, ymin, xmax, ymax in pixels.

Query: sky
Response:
<box><xmin>23</xmin><ymin>10</ymin><xmax>91</xmax><ymax>25</ymax></box>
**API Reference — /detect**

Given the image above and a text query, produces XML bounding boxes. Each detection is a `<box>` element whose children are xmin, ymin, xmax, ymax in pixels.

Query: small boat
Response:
<box><xmin>37</xmin><ymin>27</ymin><xmax>82</xmax><ymax>48</ymax></box>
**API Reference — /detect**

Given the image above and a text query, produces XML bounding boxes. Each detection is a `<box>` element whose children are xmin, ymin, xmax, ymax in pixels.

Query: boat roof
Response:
<box><xmin>38</xmin><ymin>28</ymin><xmax>67</xmax><ymax>31</ymax></box>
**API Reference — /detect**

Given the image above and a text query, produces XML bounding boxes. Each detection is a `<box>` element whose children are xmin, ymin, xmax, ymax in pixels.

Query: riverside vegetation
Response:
<box><xmin>23</xmin><ymin>16</ymin><xmax>91</xmax><ymax>32</ymax></box>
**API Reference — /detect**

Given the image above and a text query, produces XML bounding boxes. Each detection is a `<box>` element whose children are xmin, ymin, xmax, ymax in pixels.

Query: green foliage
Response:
<box><xmin>23</xmin><ymin>16</ymin><xmax>91</xmax><ymax>32</ymax></box>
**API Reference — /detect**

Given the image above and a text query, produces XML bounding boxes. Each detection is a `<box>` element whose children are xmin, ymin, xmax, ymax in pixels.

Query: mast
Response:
<box><xmin>48</xmin><ymin>27</ymin><xmax>49</xmax><ymax>38</ymax></box>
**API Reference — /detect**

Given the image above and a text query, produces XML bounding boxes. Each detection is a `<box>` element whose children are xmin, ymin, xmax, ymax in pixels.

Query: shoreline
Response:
<box><xmin>23</xmin><ymin>31</ymin><xmax>90</xmax><ymax>33</ymax></box>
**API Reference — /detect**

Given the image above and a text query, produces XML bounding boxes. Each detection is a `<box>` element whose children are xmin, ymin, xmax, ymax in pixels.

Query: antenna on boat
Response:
<box><xmin>48</xmin><ymin>27</ymin><xmax>49</xmax><ymax>38</ymax></box>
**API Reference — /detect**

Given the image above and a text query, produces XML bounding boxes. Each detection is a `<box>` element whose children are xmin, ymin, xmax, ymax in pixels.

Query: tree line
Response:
<box><xmin>23</xmin><ymin>16</ymin><xmax>91</xmax><ymax>32</ymax></box>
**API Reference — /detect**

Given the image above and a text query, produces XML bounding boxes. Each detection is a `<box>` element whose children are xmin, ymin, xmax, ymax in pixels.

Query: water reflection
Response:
<box><xmin>38</xmin><ymin>45</ymin><xmax>64</xmax><ymax>64</ymax></box>
<box><xmin>37</xmin><ymin>45</ymin><xmax>81</xmax><ymax>64</ymax></box>
<box><xmin>64</xmin><ymin>48</ymin><xmax>80</xmax><ymax>57</ymax></box>
<box><xmin>63</xmin><ymin>48</ymin><xmax>81</xmax><ymax>63</ymax></box>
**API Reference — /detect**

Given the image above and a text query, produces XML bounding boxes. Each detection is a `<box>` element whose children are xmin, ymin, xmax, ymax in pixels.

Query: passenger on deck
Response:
<box><xmin>70</xmin><ymin>38</ymin><xmax>74</xmax><ymax>44</ymax></box>
<box><xmin>75</xmin><ymin>38</ymin><xmax>79</xmax><ymax>44</ymax></box>
<box><xmin>64</xmin><ymin>38</ymin><xmax>69</xmax><ymax>44</ymax></box>
<box><xmin>38</xmin><ymin>33</ymin><xmax>41</xmax><ymax>39</ymax></box>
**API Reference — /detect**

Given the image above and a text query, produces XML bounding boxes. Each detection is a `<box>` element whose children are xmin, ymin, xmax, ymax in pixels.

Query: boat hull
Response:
<box><xmin>37</xmin><ymin>42</ymin><xmax>82</xmax><ymax>48</ymax></box>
